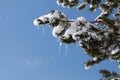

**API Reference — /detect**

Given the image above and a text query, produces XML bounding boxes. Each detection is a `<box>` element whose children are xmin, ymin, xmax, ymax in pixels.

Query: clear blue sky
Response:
<box><xmin>0</xmin><ymin>0</ymin><xmax>119</xmax><ymax>80</ymax></box>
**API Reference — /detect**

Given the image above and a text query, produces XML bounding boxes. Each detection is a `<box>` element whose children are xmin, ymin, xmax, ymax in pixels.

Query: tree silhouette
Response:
<box><xmin>33</xmin><ymin>0</ymin><xmax>120</xmax><ymax>80</ymax></box>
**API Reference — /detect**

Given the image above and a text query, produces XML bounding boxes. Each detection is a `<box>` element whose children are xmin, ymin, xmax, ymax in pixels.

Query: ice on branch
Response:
<box><xmin>34</xmin><ymin>10</ymin><xmax>120</xmax><ymax>70</ymax></box>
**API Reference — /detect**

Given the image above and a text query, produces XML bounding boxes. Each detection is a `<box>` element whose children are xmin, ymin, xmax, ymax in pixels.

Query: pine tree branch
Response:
<box><xmin>59</xmin><ymin>19</ymin><xmax>74</xmax><ymax>22</ymax></box>
<box><xmin>59</xmin><ymin>19</ymin><xmax>101</xmax><ymax>23</ymax></box>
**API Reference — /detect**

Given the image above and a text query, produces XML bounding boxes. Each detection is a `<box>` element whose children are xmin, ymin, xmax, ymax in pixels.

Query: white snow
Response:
<box><xmin>114</xmin><ymin>21</ymin><xmax>120</xmax><ymax>27</ymax></box>
<box><xmin>90</xmin><ymin>4</ymin><xmax>93</xmax><ymax>8</ymax></box>
<box><xmin>33</xmin><ymin>18</ymin><xmax>41</xmax><ymax>26</ymax></box>
<box><xmin>52</xmin><ymin>20</ymin><xmax>67</xmax><ymax>37</ymax></box>
<box><xmin>93</xmin><ymin>57</ymin><xmax>98</xmax><ymax>61</ymax></box>
<box><xmin>63</xmin><ymin>20</ymin><xmax>79</xmax><ymax>39</ymax></box>
<box><xmin>34</xmin><ymin>10</ymin><xmax>91</xmax><ymax>41</ymax></box>
<box><xmin>72</xmin><ymin>32</ymin><xmax>81</xmax><ymax>40</ymax></box>
<box><xmin>62</xmin><ymin>17</ymin><xmax>90</xmax><ymax>40</ymax></box>
<box><xmin>90</xmin><ymin>32</ymin><xmax>98</xmax><ymax>39</ymax></box>
<box><xmin>77</xmin><ymin>16</ymin><xmax>87</xmax><ymax>24</ymax></box>
<box><xmin>52</xmin><ymin>10</ymin><xmax>60</xmax><ymax>18</ymax></box>
<box><xmin>79</xmin><ymin>43</ymin><xmax>83</xmax><ymax>47</ymax></box>
<box><xmin>85</xmin><ymin>65</ymin><xmax>91</xmax><ymax>70</ymax></box>
<box><xmin>111</xmin><ymin>48</ymin><xmax>120</xmax><ymax>54</ymax></box>
<box><xmin>52</xmin><ymin>25</ymin><xmax>64</xmax><ymax>38</ymax></box>
<box><xmin>95</xmin><ymin>10</ymin><xmax>108</xmax><ymax>21</ymax></box>
<box><xmin>38</xmin><ymin>16</ymin><xmax>47</xmax><ymax>22</ymax></box>
<box><xmin>68</xmin><ymin>0</ymin><xmax>75</xmax><ymax>2</ymax></box>
<box><xmin>33</xmin><ymin>10</ymin><xmax>67</xmax><ymax>38</ymax></box>
<box><xmin>77</xmin><ymin>2</ymin><xmax>87</xmax><ymax>9</ymax></box>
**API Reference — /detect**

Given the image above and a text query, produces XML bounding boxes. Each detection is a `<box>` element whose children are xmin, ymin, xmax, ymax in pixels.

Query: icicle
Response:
<box><xmin>76</xmin><ymin>42</ymin><xmax>79</xmax><ymax>51</ymax></box>
<box><xmin>42</xmin><ymin>26</ymin><xmax>45</xmax><ymax>36</ymax></box>
<box><xmin>59</xmin><ymin>42</ymin><xmax>62</xmax><ymax>56</ymax></box>
<box><xmin>36</xmin><ymin>26</ymin><xmax>40</xmax><ymax>30</ymax></box>
<box><xmin>59</xmin><ymin>42</ymin><xmax>62</xmax><ymax>46</ymax></box>
<box><xmin>65</xmin><ymin>44</ymin><xmax>68</xmax><ymax>56</ymax></box>
<box><xmin>36</xmin><ymin>26</ymin><xmax>45</xmax><ymax>36</ymax></box>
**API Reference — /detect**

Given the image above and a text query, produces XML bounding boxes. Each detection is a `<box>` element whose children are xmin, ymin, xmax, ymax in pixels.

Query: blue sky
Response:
<box><xmin>0</xmin><ymin>0</ymin><xmax>119</xmax><ymax>80</ymax></box>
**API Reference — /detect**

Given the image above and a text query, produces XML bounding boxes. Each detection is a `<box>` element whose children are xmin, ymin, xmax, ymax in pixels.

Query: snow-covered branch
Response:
<box><xmin>33</xmin><ymin>10</ymin><xmax>120</xmax><ymax>70</ymax></box>
<box><xmin>99</xmin><ymin>69</ymin><xmax>120</xmax><ymax>80</ymax></box>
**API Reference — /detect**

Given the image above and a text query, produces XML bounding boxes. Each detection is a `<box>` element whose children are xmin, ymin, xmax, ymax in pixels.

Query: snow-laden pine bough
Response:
<box><xmin>33</xmin><ymin>10</ymin><xmax>120</xmax><ymax>69</ymax></box>
<box><xmin>99</xmin><ymin>69</ymin><xmax>120</xmax><ymax>80</ymax></box>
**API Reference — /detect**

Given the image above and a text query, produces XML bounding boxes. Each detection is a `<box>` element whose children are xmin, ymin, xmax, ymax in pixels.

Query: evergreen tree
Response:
<box><xmin>33</xmin><ymin>0</ymin><xmax>120</xmax><ymax>80</ymax></box>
